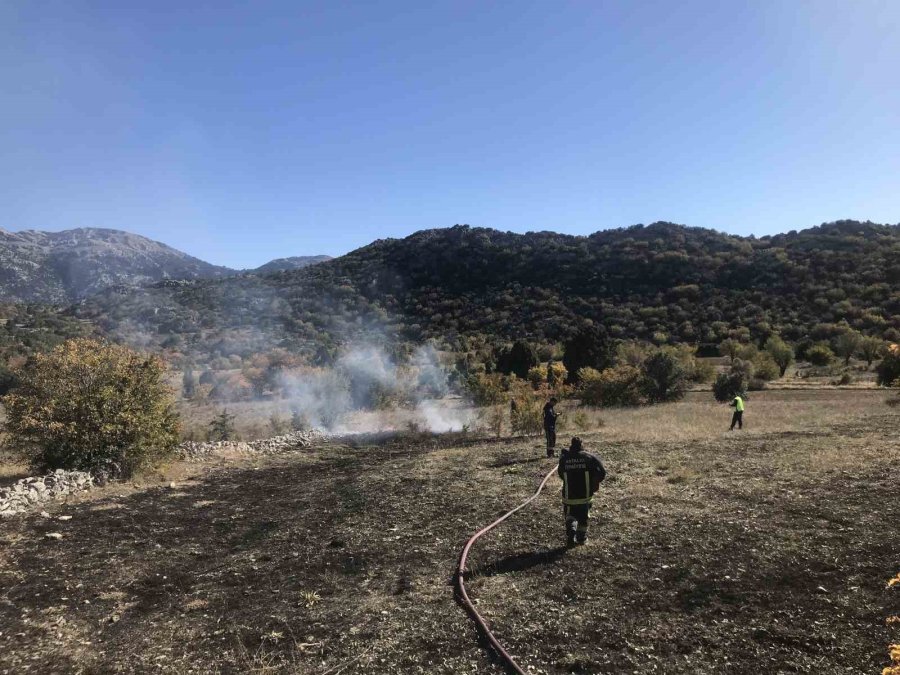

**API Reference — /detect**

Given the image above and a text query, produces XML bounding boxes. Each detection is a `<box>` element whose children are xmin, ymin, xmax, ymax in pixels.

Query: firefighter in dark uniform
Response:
<box><xmin>557</xmin><ymin>437</ymin><xmax>606</xmax><ymax>546</ymax></box>
<box><xmin>543</xmin><ymin>397</ymin><xmax>560</xmax><ymax>457</ymax></box>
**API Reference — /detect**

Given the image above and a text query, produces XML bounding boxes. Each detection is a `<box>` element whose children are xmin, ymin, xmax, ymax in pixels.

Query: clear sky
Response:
<box><xmin>2</xmin><ymin>1</ymin><xmax>898</xmax><ymax>268</ymax></box>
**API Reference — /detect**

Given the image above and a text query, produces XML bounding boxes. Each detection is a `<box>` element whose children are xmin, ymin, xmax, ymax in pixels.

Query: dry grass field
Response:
<box><xmin>1</xmin><ymin>389</ymin><xmax>898</xmax><ymax>674</ymax></box>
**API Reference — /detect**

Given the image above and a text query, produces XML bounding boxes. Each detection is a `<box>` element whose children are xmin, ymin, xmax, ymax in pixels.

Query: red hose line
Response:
<box><xmin>455</xmin><ymin>465</ymin><xmax>558</xmax><ymax>675</ymax></box>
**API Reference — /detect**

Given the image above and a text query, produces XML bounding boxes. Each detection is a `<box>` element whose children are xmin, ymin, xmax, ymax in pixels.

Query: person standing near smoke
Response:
<box><xmin>543</xmin><ymin>397</ymin><xmax>560</xmax><ymax>457</ymax></box>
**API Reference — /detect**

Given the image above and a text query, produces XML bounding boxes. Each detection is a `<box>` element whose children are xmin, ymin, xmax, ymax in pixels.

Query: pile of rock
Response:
<box><xmin>0</xmin><ymin>469</ymin><xmax>94</xmax><ymax>518</ymax></box>
<box><xmin>178</xmin><ymin>429</ymin><xmax>325</xmax><ymax>461</ymax></box>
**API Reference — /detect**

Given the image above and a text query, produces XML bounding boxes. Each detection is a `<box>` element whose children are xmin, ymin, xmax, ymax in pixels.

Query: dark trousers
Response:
<box><xmin>730</xmin><ymin>410</ymin><xmax>743</xmax><ymax>430</ymax></box>
<box><xmin>564</xmin><ymin>503</ymin><xmax>591</xmax><ymax>544</ymax></box>
<box><xmin>544</xmin><ymin>426</ymin><xmax>556</xmax><ymax>456</ymax></box>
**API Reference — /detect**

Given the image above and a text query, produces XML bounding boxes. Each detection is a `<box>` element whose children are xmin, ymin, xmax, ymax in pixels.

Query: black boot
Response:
<box><xmin>565</xmin><ymin>519</ymin><xmax>577</xmax><ymax>547</ymax></box>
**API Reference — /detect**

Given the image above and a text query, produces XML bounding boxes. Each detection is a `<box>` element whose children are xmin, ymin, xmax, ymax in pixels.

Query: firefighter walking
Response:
<box><xmin>557</xmin><ymin>437</ymin><xmax>606</xmax><ymax>546</ymax></box>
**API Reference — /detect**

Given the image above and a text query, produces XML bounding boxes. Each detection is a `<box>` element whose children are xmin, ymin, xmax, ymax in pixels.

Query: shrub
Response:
<box><xmin>495</xmin><ymin>340</ymin><xmax>539</xmax><ymax>379</ymax></box>
<box><xmin>580</xmin><ymin>365</ymin><xmax>643</xmax><ymax>407</ymax></box>
<box><xmin>748</xmin><ymin>378</ymin><xmax>768</xmax><ymax>391</ymax></box>
<box><xmin>2</xmin><ymin>339</ymin><xmax>179</xmax><ymax>477</ymax></box>
<box><xmin>713</xmin><ymin>371</ymin><xmax>746</xmax><ymax>402</ymax></box>
<box><xmin>806</xmin><ymin>343</ymin><xmax>835</xmax><ymax>366</ymax></box>
<box><xmin>466</xmin><ymin>372</ymin><xmax>508</xmax><ymax>405</ymax></box>
<box><xmin>640</xmin><ymin>351</ymin><xmax>687</xmax><ymax>403</ymax></box>
<box><xmin>616</xmin><ymin>341</ymin><xmax>649</xmax><ymax>367</ymax></box>
<box><xmin>527</xmin><ymin>365</ymin><xmax>547</xmax><ymax>389</ymax></box>
<box><xmin>752</xmin><ymin>352</ymin><xmax>781</xmax><ymax>381</ymax></box>
<box><xmin>877</xmin><ymin>344</ymin><xmax>900</xmax><ymax>386</ymax></box>
<box><xmin>546</xmin><ymin>360</ymin><xmax>568</xmax><ymax>387</ymax></box>
<box><xmin>509</xmin><ymin>388</ymin><xmax>544</xmax><ymax>435</ymax></box>
<box><xmin>563</xmin><ymin>324</ymin><xmax>615</xmax><ymax>383</ymax></box>
<box><xmin>208</xmin><ymin>409</ymin><xmax>237</xmax><ymax>441</ymax></box>
<box><xmin>690</xmin><ymin>358</ymin><xmax>717</xmax><ymax>384</ymax></box>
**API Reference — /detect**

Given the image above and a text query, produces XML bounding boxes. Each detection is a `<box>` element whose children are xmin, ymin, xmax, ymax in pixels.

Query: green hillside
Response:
<box><xmin>73</xmin><ymin>220</ymin><xmax>900</xmax><ymax>366</ymax></box>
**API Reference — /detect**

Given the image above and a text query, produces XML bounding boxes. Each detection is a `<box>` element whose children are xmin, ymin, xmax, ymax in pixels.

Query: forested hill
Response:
<box><xmin>75</xmin><ymin>220</ymin><xmax>900</xmax><ymax>365</ymax></box>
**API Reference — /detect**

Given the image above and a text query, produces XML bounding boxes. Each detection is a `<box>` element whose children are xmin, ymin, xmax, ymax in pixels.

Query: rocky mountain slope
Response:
<box><xmin>0</xmin><ymin>228</ymin><xmax>329</xmax><ymax>303</ymax></box>
<box><xmin>248</xmin><ymin>255</ymin><xmax>332</xmax><ymax>274</ymax></box>
<box><xmin>0</xmin><ymin>228</ymin><xmax>233</xmax><ymax>302</ymax></box>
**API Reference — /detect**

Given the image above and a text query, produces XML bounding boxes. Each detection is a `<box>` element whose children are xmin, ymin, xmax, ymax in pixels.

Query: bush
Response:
<box><xmin>713</xmin><ymin>371</ymin><xmax>746</xmax><ymax>402</ymax></box>
<box><xmin>748</xmin><ymin>378</ymin><xmax>768</xmax><ymax>391</ymax></box>
<box><xmin>527</xmin><ymin>365</ymin><xmax>547</xmax><ymax>388</ymax></box>
<box><xmin>509</xmin><ymin>383</ymin><xmax>544</xmax><ymax>436</ymax></box>
<box><xmin>640</xmin><ymin>351</ymin><xmax>687</xmax><ymax>403</ymax></box>
<box><xmin>2</xmin><ymin>339</ymin><xmax>179</xmax><ymax>477</ymax></box>
<box><xmin>495</xmin><ymin>340</ymin><xmax>539</xmax><ymax>379</ymax></box>
<box><xmin>806</xmin><ymin>343</ymin><xmax>835</xmax><ymax>366</ymax></box>
<box><xmin>616</xmin><ymin>341</ymin><xmax>649</xmax><ymax>367</ymax></box>
<box><xmin>690</xmin><ymin>358</ymin><xmax>717</xmax><ymax>384</ymax></box>
<box><xmin>752</xmin><ymin>352</ymin><xmax>781</xmax><ymax>381</ymax></box>
<box><xmin>466</xmin><ymin>372</ymin><xmax>508</xmax><ymax>405</ymax></box>
<box><xmin>580</xmin><ymin>365</ymin><xmax>642</xmax><ymax>407</ymax></box>
<box><xmin>209</xmin><ymin>409</ymin><xmax>237</xmax><ymax>441</ymax></box>
<box><xmin>546</xmin><ymin>361</ymin><xmax>568</xmax><ymax>387</ymax></box>
<box><xmin>876</xmin><ymin>344</ymin><xmax>900</xmax><ymax>386</ymax></box>
<box><xmin>563</xmin><ymin>324</ymin><xmax>615</xmax><ymax>383</ymax></box>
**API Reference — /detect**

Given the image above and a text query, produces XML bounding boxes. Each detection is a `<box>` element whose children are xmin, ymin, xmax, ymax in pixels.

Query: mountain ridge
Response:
<box><xmin>0</xmin><ymin>227</ymin><xmax>328</xmax><ymax>303</ymax></box>
<box><xmin>71</xmin><ymin>219</ymin><xmax>900</xmax><ymax>366</ymax></box>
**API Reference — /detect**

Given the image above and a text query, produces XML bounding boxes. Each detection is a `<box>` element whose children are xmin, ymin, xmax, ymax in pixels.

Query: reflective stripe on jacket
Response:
<box><xmin>558</xmin><ymin>450</ymin><xmax>606</xmax><ymax>506</ymax></box>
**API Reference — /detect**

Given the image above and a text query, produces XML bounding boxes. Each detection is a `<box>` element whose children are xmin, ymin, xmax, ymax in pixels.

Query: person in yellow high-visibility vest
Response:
<box><xmin>729</xmin><ymin>394</ymin><xmax>745</xmax><ymax>430</ymax></box>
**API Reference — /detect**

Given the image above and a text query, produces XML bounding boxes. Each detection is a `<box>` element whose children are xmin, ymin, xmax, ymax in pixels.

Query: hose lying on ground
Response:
<box><xmin>455</xmin><ymin>464</ymin><xmax>558</xmax><ymax>675</ymax></box>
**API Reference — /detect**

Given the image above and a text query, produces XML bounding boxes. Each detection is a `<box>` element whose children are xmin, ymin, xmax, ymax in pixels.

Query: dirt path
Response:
<box><xmin>1</xmin><ymin>409</ymin><xmax>898</xmax><ymax>673</ymax></box>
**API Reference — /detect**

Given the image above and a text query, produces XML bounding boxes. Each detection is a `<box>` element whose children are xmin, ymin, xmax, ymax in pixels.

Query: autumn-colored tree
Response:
<box><xmin>579</xmin><ymin>365</ymin><xmax>643</xmax><ymax>407</ymax></box>
<box><xmin>2</xmin><ymin>339</ymin><xmax>179</xmax><ymax>477</ymax></box>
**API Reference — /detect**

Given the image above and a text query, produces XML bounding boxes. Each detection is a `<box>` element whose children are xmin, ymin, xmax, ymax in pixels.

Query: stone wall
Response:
<box><xmin>178</xmin><ymin>429</ymin><xmax>325</xmax><ymax>461</ymax></box>
<box><xmin>0</xmin><ymin>430</ymin><xmax>325</xmax><ymax>517</ymax></box>
<box><xmin>0</xmin><ymin>469</ymin><xmax>94</xmax><ymax>518</ymax></box>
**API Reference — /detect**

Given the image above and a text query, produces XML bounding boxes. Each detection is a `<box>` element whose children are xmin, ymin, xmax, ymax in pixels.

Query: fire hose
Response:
<box><xmin>455</xmin><ymin>464</ymin><xmax>558</xmax><ymax>675</ymax></box>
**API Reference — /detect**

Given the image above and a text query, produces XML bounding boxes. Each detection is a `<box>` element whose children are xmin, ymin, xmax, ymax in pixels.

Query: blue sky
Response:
<box><xmin>2</xmin><ymin>1</ymin><xmax>898</xmax><ymax>268</ymax></box>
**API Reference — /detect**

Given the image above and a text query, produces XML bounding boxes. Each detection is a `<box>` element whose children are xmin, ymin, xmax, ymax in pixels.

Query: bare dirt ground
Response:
<box><xmin>1</xmin><ymin>390</ymin><xmax>898</xmax><ymax>674</ymax></box>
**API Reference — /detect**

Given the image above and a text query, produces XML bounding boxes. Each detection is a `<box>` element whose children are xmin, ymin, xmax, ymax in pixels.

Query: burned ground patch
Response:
<box><xmin>1</xmin><ymin>401</ymin><xmax>898</xmax><ymax>674</ymax></box>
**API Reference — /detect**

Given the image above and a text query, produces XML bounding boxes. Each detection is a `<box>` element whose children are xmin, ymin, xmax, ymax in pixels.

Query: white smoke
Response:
<box><xmin>273</xmin><ymin>340</ymin><xmax>464</xmax><ymax>433</ymax></box>
<box><xmin>415</xmin><ymin>399</ymin><xmax>475</xmax><ymax>432</ymax></box>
